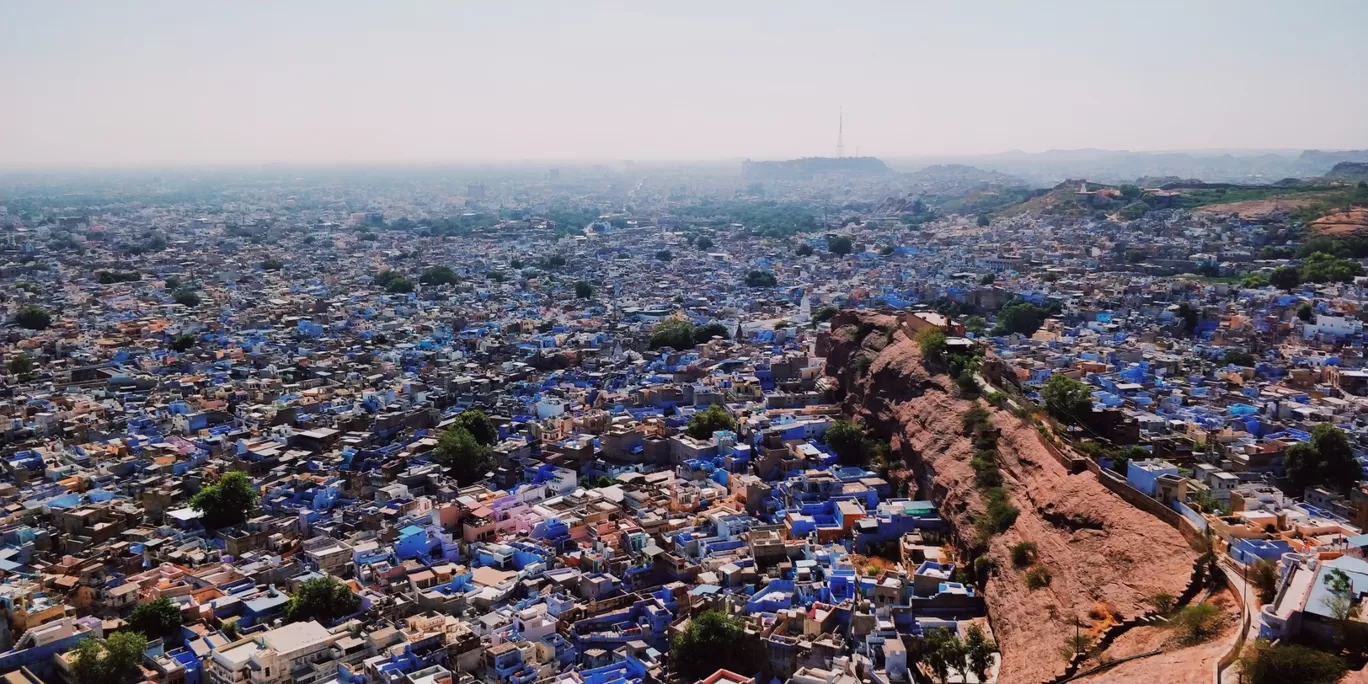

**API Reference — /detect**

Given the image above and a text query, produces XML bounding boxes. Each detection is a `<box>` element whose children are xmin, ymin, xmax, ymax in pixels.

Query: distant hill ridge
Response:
<box><xmin>742</xmin><ymin>156</ymin><xmax>890</xmax><ymax>181</ymax></box>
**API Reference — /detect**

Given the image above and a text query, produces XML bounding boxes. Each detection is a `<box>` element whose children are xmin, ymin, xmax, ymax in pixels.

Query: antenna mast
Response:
<box><xmin>836</xmin><ymin>108</ymin><xmax>845</xmax><ymax>158</ymax></box>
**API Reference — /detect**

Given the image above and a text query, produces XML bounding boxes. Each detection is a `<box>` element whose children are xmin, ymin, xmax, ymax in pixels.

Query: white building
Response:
<box><xmin>207</xmin><ymin>621</ymin><xmax>336</xmax><ymax>684</ymax></box>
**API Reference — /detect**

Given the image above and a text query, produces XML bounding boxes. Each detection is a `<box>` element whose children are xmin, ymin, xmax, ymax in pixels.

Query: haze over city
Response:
<box><xmin>2</xmin><ymin>0</ymin><xmax>1367</xmax><ymax>167</ymax></box>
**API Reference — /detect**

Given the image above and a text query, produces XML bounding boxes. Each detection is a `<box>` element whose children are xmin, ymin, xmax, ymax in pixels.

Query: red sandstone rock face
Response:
<box><xmin>823</xmin><ymin>312</ymin><xmax>1198</xmax><ymax>684</ymax></box>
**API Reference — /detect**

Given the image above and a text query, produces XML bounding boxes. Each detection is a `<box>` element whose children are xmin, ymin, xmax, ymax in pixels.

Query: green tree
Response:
<box><xmin>1239</xmin><ymin>641</ymin><xmax>1345</xmax><ymax>684</ymax></box>
<box><xmin>979</xmin><ymin>272</ymin><xmax>995</xmax><ymax>285</ymax></box>
<box><xmin>827</xmin><ymin>235</ymin><xmax>853</xmax><ymax>256</ymax></box>
<box><xmin>1300</xmin><ymin>252</ymin><xmax>1364</xmax><ymax>284</ymax></box>
<box><xmin>1297</xmin><ymin>302</ymin><xmax>1314</xmax><ymax>321</ymax></box>
<box><xmin>418</xmin><ymin>265</ymin><xmax>458</xmax><ymax>286</ymax></box>
<box><xmin>432</xmin><ymin>425</ymin><xmax>495</xmax><ymax>486</ymax></box>
<box><xmin>879</xmin><ymin>244</ymin><xmax>896</xmax><ymax>255</ymax></box>
<box><xmin>7</xmin><ymin>352</ymin><xmax>35</xmax><ymax>377</ymax></box>
<box><xmin>1176</xmin><ymin>302</ymin><xmax>1199</xmax><ymax>334</ymax></box>
<box><xmin>1269</xmin><ymin>265</ymin><xmax>1301</xmax><ymax>291</ymax></box>
<box><xmin>924</xmin><ymin>627</ymin><xmax>967</xmax><ymax>684</ymax></box>
<box><xmin>544</xmin><ymin>254</ymin><xmax>567</xmax><ymax>268</ymax></box>
<box><xmin>1284</xmin><ymin>423</ymin><xmax>1362</xmax><ymax>495</ymax></box>
<box><xmin>1170</xmin><ymin>603</ymin><xmax>1222</xmax><ymax>644</ymax></box>
<box><xmin>163</xmin><ymin>276</ymin><xmax>182</xmax><ymax>290</ymax></box>
<box><xmin>385</xmin><ymin>276</ymin><xmax>414</xmax><ymax>293</ymax></box>
<box><xmin>1041</xmin><ymin>374</ymin><xmax>1093</xmax><ymax>424</ymax></box>
<box><xmin>1322</xmin><ymin>567</ymin><xmax>1359</xmax><ymax>622</ymax></box>
<box><xmin>965</xmin><ymin>623</ymin><xmax>996</xmax><ymax>683</ymax></box>
<box><xmin>174</xmin><ymin>289</ymin><xmax>202</xmax><ymax>308</ymax></box>
<box><xmin>686</xmin><ymin>405</ymin><xmax>736</xmax><ymax>441</ymax></box>
<box><xmin>286</xmin><ymin>576</ymin><xmax>360</xmax><ymax>624</ymax></box>
<box><xmin>15</xmin><ymin>305</ymin><xmax>52</xmax><ymax>330</ymax></box>
<box><xmin>796</xmin><ymin>243</ymin><xmax>815</xmax><ymax>257</ymax></box>
<box><xmin>813</xmin><ymin>305</ymin><xmax>839</xmax><ymax>324</ymax></box>
<box><xmin>170</xmin><ymin>335</ymin><xmax>195</xmax><ymax>352</ymax></box>
<box><xmin>964</xmin><ymin>315</ymin><xmax>988</xmax><ymax>335</ymax></box>
<box><xmin>655</xmin><ymin>249</ymin><xmax>673</xmax><ymax>261</ymax></box>
<box><xmin>1241</xmin><ymin>272</ymin><xmax>1270</xmax><ymax>288</ymax></box>
<box><xmin>1250</xmin><ymin>559</ymin><xmax>1279</xmax><ymax>604</ymax></box>
<box><xmin>1011</xmin><ymin>542</ymin><xmax>1037</xmax><ymax>568</ymax></box>
<box><xmin>916</xmin><ymin>327</ymin><xmax>948</xmax><ymax>365</ymax></box>
<box><xmin>190</xmin><ymin>471</ymin><xmax>258</xmax><ymax>529</ymax></box>
<box><xmin>695</xmin><ymin>236</ymin><xmax>714</xmax><ymax>250</ymax></box>
<box><xmin>259</xmin><ymin>258</ymin><xmax>284</xmax><ymax>271</ymax></box>
<box><xmin>574</xmin><ymin>280</ymin><xmax>593</xmax><ymax>299</ymax></box>
<box><xmin>452</xmin><ymin>409</ymin><xmax>498</xmax><ymax>446</ymax></box>
<box><xmin>745</xmin><ymin>270</ymin><xmax>777</xmax><ymax>287</ymax></box>
<box><xmin>1224</xmin><ymin>349</ymin><xmax>1256</xmax><ymax>367</ymax></box>
<box><xmin>127</xmin><ymin>597</ymin><xmax>182</xmax><ymax>639</ymax></box>
<box><xmin>670</xmin><ymin>610</ymin><xmax>761</xmax><ymax>681</ymax></box>
<box><xmin>649</xmin><ymin>319</ymin><xmax>696</xmax><ymax>350</ymax></box>
<box><xmin>1119</xmin><ymin>201</ymin><xmax>1150</xmax><ymax>220</ymax></box>
<box><xmin>976</xmin><ymin>214</ymin><xmax>991</xmax><ymax>227</ymax></box>
<box><xmin>824</xmin><ymin>420</ymin><xmax>868</xmax><ymax>465</ymax></box>
<box><xmin>693</xmin><ymin>322</ymin><xmax>730</xmax><ymax>344</ymax></box>
<box><xmin>71</xmin><ymin>632</ymin><xmax>148</xmax><ymax>684</ymax></box>
<box><xmin>993</xmin><ymin>301</ymin><xmax>1049</xmax><ymax>336</ymax></box>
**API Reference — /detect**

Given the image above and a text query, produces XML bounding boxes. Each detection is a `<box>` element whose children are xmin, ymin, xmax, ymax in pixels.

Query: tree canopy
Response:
<box><xmin>649</xmin><ymin>319</ymin><xmax>696</xmax><ymax>350</ymax></box>
<box><xmin>1040</xmin><ymin>374</ymin><xmax>1093</xmax><ymax>424</ymax></box>
<box><xmin>16</xmin><ymin>305</ymin><xmax>53</xmax><ymax>330</ymax></box>
<box><xmin>1270</xmin><ymin>266</ymin><xmax>1301</xmax><ymax>291</ymax></box>
<box><xmin>827</xmin><ymin>235</ymin><xmax>853</xmax><ymax>256</ymax></box>
<box><xmin>655</xmin><ymin>249</ymin><xmax>673</xmax><ymax>261</ymax></box>
<box><xmin>670</xmin><ymin>610</ymin><xmax>760</xmax><ymax>682</ymax></box>
<box><xmin>173</xmin><ymin>289</ymin><xmax>202</xmax><ymax>307</ymax></box>
<box><xmin>190</xmin><ymin>471</ymin><xmax>258</xmax><ymax>529</ymax></box>
<box><xmin>993</xmin><ymin>301</ymin><xmax>1050</xmax><ymax>336</ymax></box>
<box><xmin>574</xmin><ymin>280</ymin><xmax>593</xmax><ymax>298</ymax></box>
<box><xmin>286</xmin><ymin>576</ymin><xmax>361</xmax><ymax>624</ymax></box>
<box><xmin>7</xmin><ymin>352</ymin><xmax>36</xmax><ymax>378</ymax></box>
<box><xmin>745</xmin><ymin>270</ymin><xmax>777</xmax><ymax>287</ymax></box>
<box><xmin>127</xmin><ymin>597</ymin><xmax>182</xmax><ymax>639</ymax></box>
<box><xmin>432</xmin><ymin>425</ymin><xmax>495</xmax><ymax>486</ymax></box>
<box><xmin>796</xmin><ymin>244</ymin><xmax>814</xmax><ymax>257</ymax></box>
<box><xmin>824</xmin><ymin>420</ymin><xmax>869</xmax><ymax>465</ymax></box>
<box><xmin>418</xmin><ymin>265</ymin><xmax>458</xmax><ymax>286</ymax></box>
<box><xmin>1239</xmin><ymin>641</ymin><xmax>1345</xmax><ymax>684</ymax></box>
<box><xmin>72</xmin><ymin>632</ymin><xmax>148</xmax><ymax>684</ymax></box>
<box><xmin>686</xmin><ymin>405</ymin><xmax>736</xmax><ymax>441</ymax></box>
<box><xmin>1284</xmin><ymin>423</ymin><xmax>1361</xmax><ymax>496</ymax></box>
<box><xmin>813</xmin><ymin>305</ymin><xmax>839</xmax><ymax>324</ymax></box>
<box><xmin>695</xmin><ymin>236</ymin><xmax>714</xmax><ymax>250</ymax></box>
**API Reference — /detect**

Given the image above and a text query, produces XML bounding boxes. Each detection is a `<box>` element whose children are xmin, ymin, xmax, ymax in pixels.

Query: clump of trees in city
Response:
<box><xmin>822</xmin><ymin>420</ymin><xmax>889</xmax><ymax>467</ymax></box>
<box><xmin>286</xmin><ymin>575</ymin><xmax>361</xmax><ymax>624</ymax></box>
<box><xmin>686</xmin><ymin>405</ymin><xmax>736</xmax><ymax>441</ymax></box>
<box><xmin>418</xmin><ymin>265</ymin><xmax>458</xmax><ymax>286</ymax></box>
<box><xmin>16</xmin><ymin>305</ymin><xmax>53</xmax><ymax>330</ymax></box>
<box><xmin>71</xmin><ymin>632</ymin><xmax>148</xmax><ymax>684</ymax></box>
<box><xmin>648</xmin><ymin>319</ymin><xmax>730</xmax><ymax>350</ymax></box>
<box><xmin>1284</xmin><ymin>423</ymin><xmax>1360</xmax><ymax>496</ymax></box>
<box><xmin>745</xmin><ymin>270</ymin><xmax>777</xmax><ymax>287</ymax></box>
<box><xmin>670</xmin><ymin>610</ymin><xmax>764</xmax><ymax>681</ymax></box>
<box><xmin>1040</xmin><ymin>374</ymin><xmax>1093</xmax><ymax>425</ymax></box>
<box><xmin>127</xmin><ymin>597</ymin><xmax>183</xmax><ymax>639</ymax></box>
<box><xmin>827</xmin><ymin>235</ymin><xmax>853</xmax><ymax>256</ymax></box>
<box><xmin>432</xmin><ymin>410</ymin><xmax>498</xmax><ymax>486</ymax></box>
<box><xmin>191</xmin><ymin>471</ymin><xmax>258</xmax><ymax>529</ymax></box>
<box><xmin>97</xmin><ymin>270</ymin><xmax>143</xmax><ymax>284</ymax></box>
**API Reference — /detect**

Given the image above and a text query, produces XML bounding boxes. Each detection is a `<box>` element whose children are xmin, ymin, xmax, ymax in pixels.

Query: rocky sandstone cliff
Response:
<box><xmin>821</xmin><ymin>312</ymin><xmax>1198</xmax><ymax>684</ymax></box>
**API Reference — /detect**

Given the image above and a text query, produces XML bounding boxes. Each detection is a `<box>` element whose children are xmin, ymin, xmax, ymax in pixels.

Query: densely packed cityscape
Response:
<box><xmin>1</xmin><ymin>153</ymin><xmax>1368</xmax><ymax>684</ymax></box>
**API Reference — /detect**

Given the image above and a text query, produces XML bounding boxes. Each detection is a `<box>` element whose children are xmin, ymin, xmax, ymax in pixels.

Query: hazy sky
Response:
<box><xmin>2</xmin><ymin>1</ymin><xmax>1365</xmax><ymax>167</ymax></box>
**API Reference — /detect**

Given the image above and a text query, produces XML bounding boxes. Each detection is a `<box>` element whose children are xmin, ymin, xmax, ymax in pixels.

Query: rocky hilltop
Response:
<box><xmin>821</xmin><ymin>311</ymin><xmax>1198</xmax><ymax>684</ymax></box>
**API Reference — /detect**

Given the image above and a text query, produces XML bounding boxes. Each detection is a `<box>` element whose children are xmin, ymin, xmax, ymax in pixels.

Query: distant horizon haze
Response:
<box><xmin>2</xmin><ymin>1</ymin><xmax>1365</xmax><ymax>168</ymax></box>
